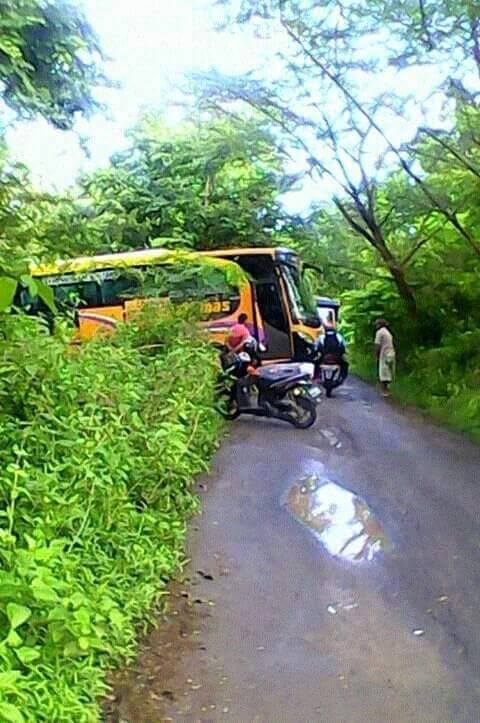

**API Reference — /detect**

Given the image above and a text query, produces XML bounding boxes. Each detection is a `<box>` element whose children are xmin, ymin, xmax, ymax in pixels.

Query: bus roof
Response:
<box><xmin>316</xmin><ymin>296</ymin><xmax>340</xmax><ymax>307</ymax></box>
<box><xmin>32</xmin><ymin>246</ymin><xmax>296</xmax><ymax>277</ymax></box>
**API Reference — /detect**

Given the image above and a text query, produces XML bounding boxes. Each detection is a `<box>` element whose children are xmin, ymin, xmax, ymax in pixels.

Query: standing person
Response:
<box><xmin>374</xmin><ymin>319</ymin><xmax>396</xmax><ymax>397</ymax></box>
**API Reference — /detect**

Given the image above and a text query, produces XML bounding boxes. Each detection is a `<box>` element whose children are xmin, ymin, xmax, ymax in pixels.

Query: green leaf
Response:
<box><xmin>78</xmin><ymin>636</ymin><xmax>90</xmax><ymax>650</ymax></box>
<box><xmin>63</xmin><ymin>641</ymin><xmax>83</xmax><ymax>658</ymax></box>
<box><xmin>6</xmin><ymin>603</ymin><xmax>31</xmax><ymax>630</ymax></box>
<box><xmin>47</xmin><ymin>605</ymin><xmax>69</xmax><ymax>621</ymax></box>
<box><xmin>109</xmin><ymin>609</ymin><xmax>124</xmax><ymax>627</ymax></box>
<box><xmin>74</xmin><ymin>608</ymin><xmax>90</xmax><ymax>626</ymax></box>
<box><xmin>20</xmin><ymin>274</ymin><xmax>38</xmax><ymax>296</ymax></box>
<box><xmin>0</xmin><ymin>277</ymin><xmax>17</xmax><ymax>312</ymax></box>
<box><xmin>35</xmin><ymin>278</ymin><xmax>56</xmax><ymax>313</ymax></box>
<box><xmin>0</xmin><ymin>702</ymin><xmax>25</xmax><ymax>723</ymax></box>
<box><xmin>0</xmin><ymin>583</ymin><xmax>23</xmax><ymax>600</ymax></box>
<box><xmin>31</xmin><ymin>579</ymin><xmax>59</xmax><ymax>603</ymax></box>
<box><xmin>15</xmin><ymin>646</ymin><xmax>41</xmax><ymax>664</ymax></box>
<box><xmin>6</xmin><ymin>629</ymin><xmax>22</xmax><ymax>648</ymax></box>
<box><xmin>0</xmin><ymin>672</ymin><xmax>20</xmax><ymax>690</ymax></box>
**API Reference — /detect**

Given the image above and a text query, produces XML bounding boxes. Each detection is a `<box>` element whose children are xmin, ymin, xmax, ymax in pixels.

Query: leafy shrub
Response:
<box><xmin>0</xmin><ymin>304</ymin><xmax>222</xmax><ymax>721</ymax></box>
<box><xmin>344</xmin><ymin>284</ymin><xmax>480</xmax><ymax>441</ymax></box>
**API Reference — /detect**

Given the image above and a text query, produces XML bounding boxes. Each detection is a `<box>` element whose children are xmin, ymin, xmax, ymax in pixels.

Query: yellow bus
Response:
<box><xmin>27</xmin><ymin>246</ymin><xmax>322</xmax><ymax>362</ymax></box>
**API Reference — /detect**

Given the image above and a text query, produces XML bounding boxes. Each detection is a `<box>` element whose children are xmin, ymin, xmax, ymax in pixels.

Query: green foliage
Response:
<box><xmin>134</xmin><ymin>249</ymin><xmax>249</xmax><ymax>290</ymax></box>
<box><xmin>290</xmin><ymin>98</ymin><xmax>480</xmax><ymax>438</ymax></box>
<box><xmin>0</xmin><ymin>305</ymin><xmax>223</xmax><ymax>720</ymax></box>
<box><xmin>0</xmin><ymin>7</ymin><xmax>479</xmax><ymax>719</ymax></box>
<box><xmin>0</xmin><ymin>0</ymin><xmax>107</xmax><ymax>129</ymax></box>
<box><xmin>221</xmin><ymin>0</ymin><xmax>479</xmax><ymax>85</ymax></box>
<box><xmin>74</xmin><ymin>114</ymin><xmax>290</xmax><ymax>253</ymax></box>
<box><xmin>342</xmin><ymin>265</ymin><xmax>480</xmax><ymax>439</ymax></box>
<box><xmin>0</xmin><ymin>140</ymin><xmax>99</xmax><ymax>316</ymax></box>
<box><xmin>0</xmin><ymin>0</ymin><xmax>108</xmax><ymax>310</ymax></box>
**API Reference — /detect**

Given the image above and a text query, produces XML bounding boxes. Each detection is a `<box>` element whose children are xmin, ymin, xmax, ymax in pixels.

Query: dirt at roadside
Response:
<box><xmin>104</xmin><ymin>577</ymin><xmax>213</xmax><ymax>722</ymax></box>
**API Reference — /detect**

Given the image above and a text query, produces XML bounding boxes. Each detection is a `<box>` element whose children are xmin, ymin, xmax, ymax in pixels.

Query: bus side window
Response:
<box><xmin>101</xmin><ymin>273</ymin><xmax>141</xmax><ymax>305</ymax></box>
<box><xmin>54</xmin><ymin>280</ymin><xmax>100</xmax><ymax>309</ymax></box>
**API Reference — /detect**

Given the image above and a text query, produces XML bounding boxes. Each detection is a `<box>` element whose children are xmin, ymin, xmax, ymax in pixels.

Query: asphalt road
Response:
<box><xmin>109</xmin><ymin>378</ymin><xmax>480</xmax><ymax>723</ymax></box>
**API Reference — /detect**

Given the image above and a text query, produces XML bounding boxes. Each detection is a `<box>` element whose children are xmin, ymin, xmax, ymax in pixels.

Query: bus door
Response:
<box><xmin>223</xmin><ymin>253</ymin><xmax>293</xmax><ymax>361</ymax></box>
<box><xmin>253</xmin><ymin>272</ymin><xmax>293</xmax><ymax>360</ymax></box>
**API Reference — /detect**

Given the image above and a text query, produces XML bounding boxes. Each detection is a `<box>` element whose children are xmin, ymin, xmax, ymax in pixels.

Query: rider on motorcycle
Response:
<box><xmin>221</xmin><ymin>317</ymin><xmax>261</xmax><ymax>406</ymax></box>
<box><xmin>226</xmin><ymin>313</ymin><xmax>251</xmax><ymax>352</ymax></box>
<box><xmin>224</xmin><ymin>314</ymin><xmax>260</xmax><ymax>374</ymax></box>
<box><xmin>315</xmin><ymin>320</ymin><xmax>349</xmax><ymax>382</ymax></box>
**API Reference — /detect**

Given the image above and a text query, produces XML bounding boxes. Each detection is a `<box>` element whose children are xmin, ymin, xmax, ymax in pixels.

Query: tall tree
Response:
<box><xmin>75</xmin><ymin>114</ymin><xmax>293</xmax><ymax>252</ymax></box>
<box><xmin>0</xmin><ymin>0</ymin><xmax>107</xmax><ymax>129</ymax></box>
<box><xmin>197</xmin><ymin>0</ymin><xmax>480</xmax><ymax>314</ymax></box>
<box><xmin>0</xmin><ymin>0</ymin><xmax>108</xmax><ymax>309</ymax></box>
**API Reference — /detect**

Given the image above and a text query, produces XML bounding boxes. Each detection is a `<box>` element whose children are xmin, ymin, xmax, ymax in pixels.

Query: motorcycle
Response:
<box><xmin>316</xmin><ymin>353</ymin><xmax>345</xmax><ymax>398</ymax></box>
<box><xmin>218</xmin><ymin>344</ymin><xmax>320</xmax><ymax>429</ymax></box>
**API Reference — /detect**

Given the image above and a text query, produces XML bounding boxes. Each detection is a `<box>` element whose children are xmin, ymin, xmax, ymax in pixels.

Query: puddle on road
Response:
<box><xmin>286</xmin><ymin>475</ymin><xmax>389</xmax><ymax>562</ymax></box>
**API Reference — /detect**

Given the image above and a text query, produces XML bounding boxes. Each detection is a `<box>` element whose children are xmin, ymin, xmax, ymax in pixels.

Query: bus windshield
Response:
<box><xmin>280</xmin><ymin>263</ymin><xmax>319</xmax><ymax>327</ymax></box>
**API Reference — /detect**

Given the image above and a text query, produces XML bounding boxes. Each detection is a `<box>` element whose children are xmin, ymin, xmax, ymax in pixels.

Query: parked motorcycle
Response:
<box><xmin>218</xmin><ymin>345</ymin><xmax>320</xmax><ymax>429</ymax></box>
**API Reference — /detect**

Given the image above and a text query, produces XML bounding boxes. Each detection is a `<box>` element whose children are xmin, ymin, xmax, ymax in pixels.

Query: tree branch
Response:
<box><xmin>470</xmin><ymin>14</ymin><xmax>480</xmax><ymax>78</ymax></box>
<box><xmin>418</xmin><ymin>0</ymin><xmax>434</xmax><ymax>51</ymax></box>
<box><xmin>400</xmin><ymin>236</ymin><xmax>433</xmax><ymax>268</ymax></box>
<box><xmin>281</xmin><ymin>19</ymin><xmax>480</xmax><ymax>257</ymax></box>
<box><xmin>419</xmin><ymin>127</ymin><xmax>480</xmax><ymax>180</ymax></box>
<box><xmin>328</xmin><ymin>261</ymin><xmax>395</xmax><ymax>282</ymax></box>
<box><xmin>334</xmin><ymin>197</ymin><xmax>377</xmax><ymax>246</ymax></box>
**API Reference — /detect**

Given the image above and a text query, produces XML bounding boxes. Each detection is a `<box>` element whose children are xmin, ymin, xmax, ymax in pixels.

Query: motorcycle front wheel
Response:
<box><xmin>216</xmin><ymin>386</ymin><xmax>240</xmax><ymax>420</ymax></box>
<box><xmin>285</xmin><ymin>388</ymin><xmax>317</xmax><ymax>429</ymax></box>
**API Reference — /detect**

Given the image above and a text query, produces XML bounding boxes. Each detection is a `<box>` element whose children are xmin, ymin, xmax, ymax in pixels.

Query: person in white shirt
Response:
<box><xmin>374</xmin><ymin>319</ymin><xmax>396</xmax><ymax>396</ymax></box>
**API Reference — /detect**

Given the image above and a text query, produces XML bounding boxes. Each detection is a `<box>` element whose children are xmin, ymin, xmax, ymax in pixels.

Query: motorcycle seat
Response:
<box><xmin>256</xmin><ymin>363</ymin><xmax>309</xmax><ymax>387</ymax></box>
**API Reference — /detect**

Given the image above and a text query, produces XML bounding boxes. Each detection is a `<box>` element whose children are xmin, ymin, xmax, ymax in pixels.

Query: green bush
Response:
<box><xmin>345</xmin><ymin>284</ymin><xmax>480</xmax><ymax>441</ymax></box>
<box><xmin>0</xmin><ymin>305</ymin><xmax>222</xmax><ymax>721</ymax></box>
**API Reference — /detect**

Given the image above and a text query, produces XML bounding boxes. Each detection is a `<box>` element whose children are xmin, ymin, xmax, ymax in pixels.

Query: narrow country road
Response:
<box><xmin>109</xmin><ymin>378</ymin><xmax>480</xmax><ymax>723</ymax></box>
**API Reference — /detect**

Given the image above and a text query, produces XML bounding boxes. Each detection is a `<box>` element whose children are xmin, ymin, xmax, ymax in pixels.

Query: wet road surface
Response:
<box><xmin>109</xmin><ymin>378</ymin><xmax>480</xmax><ymax>722</ymax></box>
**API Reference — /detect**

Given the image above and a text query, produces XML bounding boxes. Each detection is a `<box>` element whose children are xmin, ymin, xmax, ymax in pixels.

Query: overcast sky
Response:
<box><xmin>6</xmin><ymin>0</ymin><xmax>265</xmax><ymax>190</ymax></box>
<box><xmin>5</xmin><ymin>0</ymin><xmax>454</xmax><ymax>213</ymax></box>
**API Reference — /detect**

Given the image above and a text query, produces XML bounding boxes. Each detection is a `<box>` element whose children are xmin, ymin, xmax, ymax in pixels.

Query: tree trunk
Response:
<box><xmin>388</xmin><ymin>264</ymin><xmax>418</xmax><ymax>318</ymax></box>
<box><xmin>335</xmin><ymin>197</ymin><xmax>418</xmax><ymax>317</ymax></box>
<box><xmin>376</xmin><ymin>244</ymin><xmax>418</xmax><ymax>318</ymax></box>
